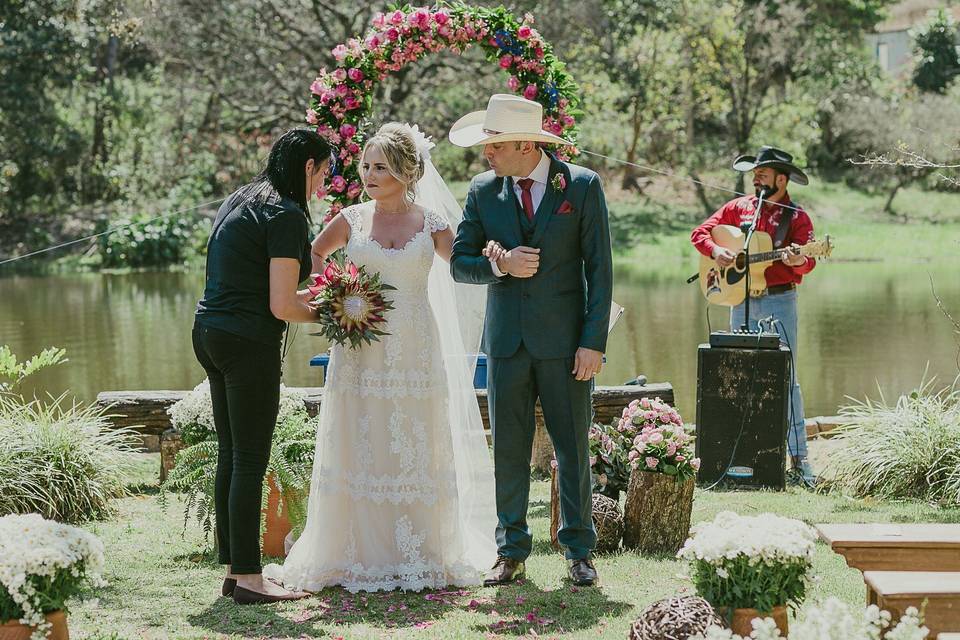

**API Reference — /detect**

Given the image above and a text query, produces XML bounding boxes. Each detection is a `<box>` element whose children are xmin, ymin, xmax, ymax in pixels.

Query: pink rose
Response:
<box><xmin>691</xmin><ymin>458</ymin><xmax>701</xmax><ymax>471</ymax></box>
<box><xmin>344</xmin><ymin>97</ymin><xmax>361</xmax><ymax>110</ymax></box>
<box><xmin>386</xmin><ymin>28</ymin><xmax>400</xmax><ymax>42</ymax></box>
<box><xmin>666</xmin><ymin>443</ymin><xmax>677</xmax><ymax>456</ymax></box>
<box><xmin>507</xmin><ymin>75</ymin><xmax>520</xmax><ymax>91</ymax></box>
<box><xmin>517</xmin><ymin>25</ymin><xmax>533</xmax><ymax>40</ymax></box>
<box><xmin>305</xmin><ymin>109</ymin><xmax>319</xmax><ymax>124</ymax></box>
<box><xmin>389</xmin><ymin>9</ymin><xmax>405</xmax><ymax>25</ymax></box>
<box><xmin>562</xmin><ymin>114</ymin><xmax>576</xmax><ymax>127</ymax></box>
<box><xmin>331</xmin><ymin>44</ymin><xmax>349</xmax><ymax>62</ymax></box>
<box><xmin>645</xmin><ymin>456</ymin><xmax>659</xmax><ymax>470</ymax></box>
<box><xmin>648</xmin><ymin>432</ymin><xmax>664</xmax><ymax>444</ymax></box>
<box><xmin>366</xmin><ymin>35</ymin><xmax>381</xmax><ymax>49</ymax></box>
<box><xmin>641</xmin><ymin>397</ymin><xmax>651</xmax><ymax>409</ymax></box>
<box><xmin>347</xmin><ymin>68</ymin><xmax>364</xmax><ymax>82</ymax></box>
<box><xmin>534</xmin><ymin>46</ymin><xmax>545</xmax><ymax>60</ymax></box>
<box><xmin>628</xmin><ymin>449</ymin><xmax>640</xmax><ymax>462</ymax></box>
<box><xmin>330</xmin><ymin>176</ymin><xmax>347</xmax><ymax>193</ymax></box>
<box><xmin>409</xmin><ymin>8</ymin><xmax>430</xmax><ymax>30</ymax></box>
<box><xmin>433</xmin><ymin>10</ymin><xmax>450</xmax><ymax>25</ymax></box>
<box><xmin>676</xmin><ymin>454</ymin><xmax>686</xmax><ymax>462</ymax></box>
<box><xmin>335</xmin><ymin>84</ymin><xmax>349</xmax><ymax>97</ymax></box>
<box><xmin>346</xmin><ymin>182</ymin><xmax>362</xmax><ymax>199</ymax></box>
<box><xmin>347</xmin><ymin>142</ymin><xmax>361</xmax><ymax>155</ymax></box>
<box><xmin>332</xmin><ymin>68</ymin><xmax>347</xmax><ymax>82</ymax></box>
<box><xmin>340</xmin><ymin>155</ymin><xmax>353</xmax><ymax>166</ymax></box>
<box><xmin>499</xmin><ymin>55</ymin><xmax>512</xmax><ymax>69</ymax></box>
<box><xmin>310</xmin><ymin>78</ymin><xmax>325</xmax><ymax>94</ymax></box>
<box><xmin>339</xmin><ymin>123</ymin><xmax>356</xmax><ymax>139</ymax></box>
<box><xmin>523</xmin><ymin>84</ymin><xmax>538</xmax><ymax>100</ymax></box>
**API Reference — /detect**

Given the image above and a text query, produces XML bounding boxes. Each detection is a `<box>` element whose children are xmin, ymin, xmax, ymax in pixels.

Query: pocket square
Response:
<box><xmin>557</xmin><ymin>200</ymin><xmax>575</xmax><ymax>215</ymax></box>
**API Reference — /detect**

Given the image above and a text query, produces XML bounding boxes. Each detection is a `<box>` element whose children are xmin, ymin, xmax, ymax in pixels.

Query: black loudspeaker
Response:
<box><xmin>695</xmin><ymin>343</ymin><xmax>792</xmax><ymax>490</ymax></box>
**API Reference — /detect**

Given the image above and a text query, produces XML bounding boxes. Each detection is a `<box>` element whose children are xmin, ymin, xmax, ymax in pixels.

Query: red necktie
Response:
<box><xmin>517</xmin><ymin>178</ymin><xmax>535</xmax><ymax>222</ymax></box>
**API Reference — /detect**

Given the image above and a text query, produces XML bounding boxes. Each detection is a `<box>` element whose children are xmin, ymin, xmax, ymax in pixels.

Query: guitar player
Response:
<box><xmin>690</xmin><ymin>146</ymin><xmax>818</xmax><ymax>486</ymax></box>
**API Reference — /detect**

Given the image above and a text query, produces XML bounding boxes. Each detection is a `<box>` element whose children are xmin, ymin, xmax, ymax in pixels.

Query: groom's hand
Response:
<box><xmin>572</xmin><ymin>347</ymin><xmax>603</xmax><ymax>381</ymax></box>
<box><xmin>482</xmin><ymin>240</ymin><xmax>508</xmax><ymax>263</ymax></box>
<box><xmin>498</xmin><ymin>246</ymin><xmax>540</xmax><ymax>278</ymax></box>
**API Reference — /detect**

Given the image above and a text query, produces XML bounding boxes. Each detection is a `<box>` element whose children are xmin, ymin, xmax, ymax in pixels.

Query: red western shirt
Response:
<box><xmin>690</xmin><ymin>193</ymin><xmax>817</xmax><ymax>287</ymax></box>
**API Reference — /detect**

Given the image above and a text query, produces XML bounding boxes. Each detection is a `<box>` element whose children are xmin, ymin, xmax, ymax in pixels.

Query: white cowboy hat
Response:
<box><xmin>448</xmin><ymin>94</ymin><xmax>571</xmax><ymax>147</ymax></box>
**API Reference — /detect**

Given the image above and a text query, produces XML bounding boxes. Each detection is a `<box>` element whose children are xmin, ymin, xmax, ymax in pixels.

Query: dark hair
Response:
<box><xmin>240</xmin><ymin>129</ymin><xmax>335</xmax><ymax>215</ymax></box>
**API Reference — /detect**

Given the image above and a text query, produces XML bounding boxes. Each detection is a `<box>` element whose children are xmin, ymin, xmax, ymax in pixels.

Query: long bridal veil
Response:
<box><xmin>407</xmin><ymin>124</ymin><xmax>497</xmax><ymax>566</ymax></box>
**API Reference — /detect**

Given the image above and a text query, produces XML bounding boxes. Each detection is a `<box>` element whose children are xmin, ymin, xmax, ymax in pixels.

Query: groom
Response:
<box><xmin>449</xmin><ymin>94</ymin><xmax>613</xmax><ymax>586</ymax></box>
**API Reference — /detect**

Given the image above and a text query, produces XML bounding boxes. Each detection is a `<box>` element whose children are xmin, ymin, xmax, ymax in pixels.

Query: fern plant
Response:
<box><xmin>161</xmin><ymin>410</ymin><xmax>317</xmax><ymax>542</ymax></box>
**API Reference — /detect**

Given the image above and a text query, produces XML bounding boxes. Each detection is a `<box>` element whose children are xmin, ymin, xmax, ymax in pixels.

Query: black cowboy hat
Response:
<box><xmin>732</xmin><ymin>146</ymin><xmax>809</xmax><ymax>186</ymax></box>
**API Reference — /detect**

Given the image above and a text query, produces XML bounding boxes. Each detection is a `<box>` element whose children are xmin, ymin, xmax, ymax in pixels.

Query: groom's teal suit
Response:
<box><xmin>451</xmin><ymin>154</ymin><xmax>613</xmax><ymax>560</ymax></box>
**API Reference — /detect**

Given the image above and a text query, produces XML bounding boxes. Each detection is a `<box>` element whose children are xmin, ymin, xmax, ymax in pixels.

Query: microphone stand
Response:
<box><xmin>739</xmin><ymin>187</ymin><xmax>772</xmax><ymax>332</ymax></box>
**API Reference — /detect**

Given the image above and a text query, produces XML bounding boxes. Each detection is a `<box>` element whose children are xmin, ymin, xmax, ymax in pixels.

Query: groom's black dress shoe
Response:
<box><xmin>567</xmin><ymin>558</ymin><xmax>598</xmax><ymax>586</ymax></box>
<box><xmin>221</xmin><ymin>578</ymin><xmax>236</xmax><ymax>597</ymax></box>
<box><xmin>483</xmin><ymin>556</ymin><xmax>526</xmax><ymax>586</ymax></box>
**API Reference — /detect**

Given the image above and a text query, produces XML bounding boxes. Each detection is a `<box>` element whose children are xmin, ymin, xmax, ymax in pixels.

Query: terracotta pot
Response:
<box><xmin>1</xmin><ymin>610</ymin><xmax>69</xmax><ymax>640</ymax></box>
<box><xmin>261</xmin><ymin>475</ymin><xmax>291</xmax><ymax>558</ymax></box>
<box><xmin>723</xmin><ymin>605</ymin><xmax>788</xmax><ymax>637</ymax></box>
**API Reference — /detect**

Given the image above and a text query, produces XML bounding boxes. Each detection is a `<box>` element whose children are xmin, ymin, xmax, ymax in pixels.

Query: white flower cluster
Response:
<box><xmin>0</xmin><ymin>514</ymin><xmax>106</xmax><ymax>640</ymax></box>
<box><xmin>167</xmin><ymin>378</ymin><xmax>307</xmax><ymax>438</ymax></box>
<box><xmin>678</xmin><ymin>511</ymin><xmax>817</xmax><ymax>567</ymax></box>
<box><xmin>690</xmin><ymin>597</ymin><xmax>929</xmax><ymax>640</ymax></box>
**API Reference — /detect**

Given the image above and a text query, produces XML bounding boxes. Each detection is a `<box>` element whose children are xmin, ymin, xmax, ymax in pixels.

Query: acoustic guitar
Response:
<box><xmin>699</xmin><ymin>225</ymin><xmax>833</xmax><ymax>306</ymax></box>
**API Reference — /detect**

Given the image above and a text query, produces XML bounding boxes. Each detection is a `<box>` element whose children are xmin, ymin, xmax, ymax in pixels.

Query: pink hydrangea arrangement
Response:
<box><xmin>306</xmin><ymin>4</ymin><xmax>583</xmax><ymax>224</ymax></box>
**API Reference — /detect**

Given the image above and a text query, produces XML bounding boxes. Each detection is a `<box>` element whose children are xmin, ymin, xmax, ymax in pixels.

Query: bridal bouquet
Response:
<box><xmin>309</xmin><ymin>255</ymin><xmax>395</xmax><ymax>349</ymax></box>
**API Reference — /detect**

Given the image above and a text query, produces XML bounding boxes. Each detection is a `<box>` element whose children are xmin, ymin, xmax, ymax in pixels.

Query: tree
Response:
<box><xmin>912</xmin><ymin>9</ymin><xmax>960</xmax><ymax>94</ymax></box>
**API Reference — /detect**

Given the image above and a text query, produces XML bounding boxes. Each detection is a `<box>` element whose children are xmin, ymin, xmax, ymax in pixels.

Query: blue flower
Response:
<box><xmin>544</xmin><ymin>82</ymin><xmax>560</xmax><ymax>107</ymax></box>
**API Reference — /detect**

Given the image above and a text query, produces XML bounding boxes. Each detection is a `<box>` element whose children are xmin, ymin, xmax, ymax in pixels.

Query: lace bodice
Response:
<box><xmin>341</xmin><ymin>204</ymin><xmax>448</xmax><ymax>297</ymax></box>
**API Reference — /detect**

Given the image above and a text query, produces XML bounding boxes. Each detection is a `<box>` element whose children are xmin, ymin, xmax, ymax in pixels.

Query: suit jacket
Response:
<box><xmin>451</xmin><ymin>155</ymin><xmax>613</xmax><ymax>360</ymax></box>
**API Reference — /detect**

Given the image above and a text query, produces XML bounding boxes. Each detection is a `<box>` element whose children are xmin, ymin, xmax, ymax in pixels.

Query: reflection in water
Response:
<box><xmin>2</xmin><ymin>261</ymin><xmax>958</xmax><ymax>420</ymax></box>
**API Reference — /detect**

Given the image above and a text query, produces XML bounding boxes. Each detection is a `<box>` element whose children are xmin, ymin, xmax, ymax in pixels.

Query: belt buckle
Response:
<box><xmin>750</xmin><ymin>288</ymin><xmax>767</xmax><ymax>299</ymax></box>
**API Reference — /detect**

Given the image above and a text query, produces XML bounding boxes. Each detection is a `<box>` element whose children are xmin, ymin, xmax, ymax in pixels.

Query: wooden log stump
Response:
<box><xmin>159</xmin><ymin>429</ymin><xmax>184</xmax><ymax>483</ymax></box>
<box><xmin>623</xmin><ymin>470</ymin><xmax>694</xmax><ymax>554</ymax></box>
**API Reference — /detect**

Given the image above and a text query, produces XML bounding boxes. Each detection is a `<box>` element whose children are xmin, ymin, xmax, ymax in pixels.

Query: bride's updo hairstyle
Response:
<box><xmin>361</xmin><ymin>123</ymin><xmax>425</xmax><ymax>202</ymax></box>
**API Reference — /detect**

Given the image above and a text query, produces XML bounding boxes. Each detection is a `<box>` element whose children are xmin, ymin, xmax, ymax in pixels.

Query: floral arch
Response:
<box><xmin>306</xmin><ymin>3</ymin><xmax>583</xmax><ymax>221</ymax></box>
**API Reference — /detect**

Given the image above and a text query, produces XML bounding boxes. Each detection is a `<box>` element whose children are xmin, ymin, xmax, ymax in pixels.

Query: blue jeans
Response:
<box><xmin>730</xmin><ymin>289</ymin><xmax>807</xmax><ymax>458</ymax></box>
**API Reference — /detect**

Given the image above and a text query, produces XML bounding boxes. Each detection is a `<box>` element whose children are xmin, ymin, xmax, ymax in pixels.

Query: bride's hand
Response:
<box><xmin>482</xmin><ymin>240</ymin><xmax>507</xmax><ymax>262</ymax></box>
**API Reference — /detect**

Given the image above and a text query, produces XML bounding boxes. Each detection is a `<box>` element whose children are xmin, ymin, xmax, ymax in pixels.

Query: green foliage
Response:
<box><xmin>913</xmin><ymin>9</ymin><xmax>960</xmax><ymax>94</ymax></box>
<box><xmin>0</xmin><ymin>393</ymin><xmax>140</xmax><ymax>522</ymax></box>
<box><xmin>0</xmin><ymin>346</ymin><xmax>67</xmax><ymax>394</ymax></box>
<box><xmin>824</xmin><ymin>378</ymin><xmax>960</xmax><ymax>504</ymax></box>
<box><xmin>690</xmin><ymin>555</ymin><xmax>810</xmax><ymax>613</ymax></box>
<box><xmin>161</xmin><ymin>410</ymin><xmax>317</xmax><ymax>542</ymax></box>
<box><xmin>97</xmin><ymin>210</ymin><xmax>204</xmax><ymax>268</ymax></box>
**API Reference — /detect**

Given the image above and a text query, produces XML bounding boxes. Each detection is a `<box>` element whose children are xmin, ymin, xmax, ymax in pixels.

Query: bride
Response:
<box><xmin>265</xmin><ymin>123</ymin><xmax>496</xmax><ymax>592</ymax></box>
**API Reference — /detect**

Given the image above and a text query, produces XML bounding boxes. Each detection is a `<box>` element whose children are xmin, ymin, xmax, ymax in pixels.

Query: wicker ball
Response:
<box><xmin>591</xmin><ymin>493</ymin><xmax>623</xmax><ymax>553</ymax></box>
<box><xmin>628</xmin><ymin>596</ymin><xmax>722</xmax><ymax>640</ymax></box>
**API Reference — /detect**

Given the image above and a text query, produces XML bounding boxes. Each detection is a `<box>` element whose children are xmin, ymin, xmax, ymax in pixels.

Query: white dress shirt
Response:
<box><xmin>491</xmin><ymin>151</ymin><xmax>551</xmax><ymax>277</ymax></box>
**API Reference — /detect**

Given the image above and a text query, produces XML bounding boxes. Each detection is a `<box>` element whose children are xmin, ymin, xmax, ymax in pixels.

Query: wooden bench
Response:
<box><xmin>864</xmin><ymin>571</ymin><xmax>960</xmax><ymax>639</ymax></box>
<box><xmin>816</xmin><ymin>524</ymin><xmax>960</xmax><ymax>572</ymax></box>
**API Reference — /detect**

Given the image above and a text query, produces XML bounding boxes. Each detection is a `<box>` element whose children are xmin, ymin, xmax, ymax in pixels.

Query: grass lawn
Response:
<box><xmin>67</xmin><ymin>453</ymin><xmax>960</xmax><ymax>640</ymax></box>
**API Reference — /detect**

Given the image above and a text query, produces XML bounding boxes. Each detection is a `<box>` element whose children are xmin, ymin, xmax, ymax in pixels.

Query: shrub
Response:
<box><xmin>0</xmin><ymin>393</ymin><xmax>140</xmax><ymax>522</ymax></box>
<box><xmin>161</xmin><ymin>410</ymin><xmax>316</xmax><ymax>540</ymax></box>
<box><xmin>824</xmin><ymin>379</ymin><xmax>960</xmax><ymax>503</ymax></box>
<box><xmin>0</xmin><ymin>513</ymin><xmax>106</xmax><ymax>639</ymax></box>
<box><xmin>678</xmin><ymin>511</ymin><xmax>816</xmax><ymax>613</ymax></box>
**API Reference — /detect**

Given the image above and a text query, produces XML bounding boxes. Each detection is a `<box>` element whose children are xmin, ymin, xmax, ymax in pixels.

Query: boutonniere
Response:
<box><xmin>551</xmin><ymin>173</ymin><xmax>567</xmax><ymax>192</ymax></box>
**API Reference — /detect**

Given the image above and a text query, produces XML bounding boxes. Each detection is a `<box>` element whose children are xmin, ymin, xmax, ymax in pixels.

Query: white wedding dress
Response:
<box><xmin>265</xmin><ymin>201</ymin><xmax>496</xmax><ymax>593</ymax></box>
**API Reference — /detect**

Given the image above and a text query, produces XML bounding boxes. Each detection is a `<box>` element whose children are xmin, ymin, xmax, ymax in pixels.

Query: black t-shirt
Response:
<box><xmin>195</xmin><ymin>188</ymin><xmax>312</xmax><ymax>345</ymax></box>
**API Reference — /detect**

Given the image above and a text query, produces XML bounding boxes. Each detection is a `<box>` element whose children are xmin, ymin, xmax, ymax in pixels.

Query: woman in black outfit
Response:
<box><xmin>193</xmin><ymin>129</ymin><xmax>333</xmax><ymax>604</ymax></box>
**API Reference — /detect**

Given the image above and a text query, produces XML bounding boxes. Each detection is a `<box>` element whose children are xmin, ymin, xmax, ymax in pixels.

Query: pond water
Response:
<box><xmin>2</xmin><ymin>259</ymin><xmax>958</xmax><ymax>420</ymax></box>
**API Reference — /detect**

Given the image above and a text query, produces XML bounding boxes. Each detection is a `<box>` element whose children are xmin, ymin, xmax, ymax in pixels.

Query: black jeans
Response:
<box><xmin>192</xmin><ymin>322</ymin><xmax>281</xmax><ymax>574</ymax></box>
